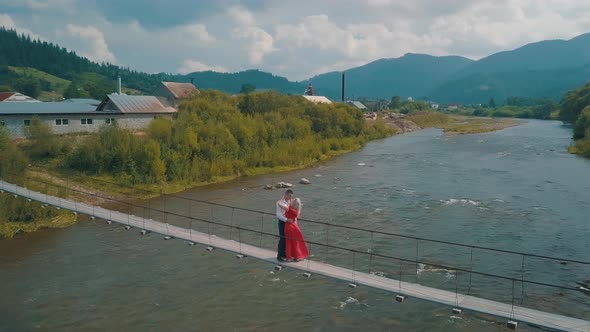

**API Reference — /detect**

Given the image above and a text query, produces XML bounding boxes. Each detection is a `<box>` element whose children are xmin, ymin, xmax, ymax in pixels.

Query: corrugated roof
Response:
<box><xmin>0</xmin><ymin>92</ymin><xmax>40</xmax><ymax>102</ymax></box>
<box><xmin>0</xmin><ymin>92</ymin><xmax>15</xmax><ymax>101</ymax></box>
<box><xmin>348</xmin><ymin>101</ymin><xmax>367</xmax><ymax>109</ymax></box>
<box><xmin>62</xmin><ymin>98</ymin><xmax>101</xmax><ymax>105</ymax></box>
<box><xmin>0</xmin><ymin>102</ymin><xmax>101</xmax><ymax>115</ymax></box>
<box><xmin>302</xmin><ymin>95</ymin><xmax>332</xmax><ymax>104</ymax></box>
<box><xmin>162</xmin><ymin>82</ymin><xmax>199</xmax><ymax>99</ymax></box>
<box><xmin>100</xmin><ymin>94</ymin><xmax>176</xmax><ymax>114</ymax></box>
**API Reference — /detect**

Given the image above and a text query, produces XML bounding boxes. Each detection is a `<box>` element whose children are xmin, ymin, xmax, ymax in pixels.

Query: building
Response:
<box><xmin>0</xmin><ymin>92</ymin><xmax>40</xmax><ymax>102</ymax></box>
<box><xmin>0</xmin><ymin>92</ymin><xmax>176</xmax><ymax>136</ymax></box>
<box><xmin>346</xmin><ymin>101</ymin><xmax>367</xmax><ymax>110</ymax></box>
<box><xmin>302</xmin><ymin>95</ymin><xmax>332</xmax><ymax>104</ymax></box>
<box><xmin>62</xmin><ymin>98</ymin><xmax>101</xmax><ymax>105</ymax></box>
<box><xmin>302</xmin><ymin>82</ymin><xmax>332</xmax><ymax>104</ymax></box>
<box><xmin>152</xmin><ymin>81</ymin><xmax>199</xmax><ymax>108</ymax></box>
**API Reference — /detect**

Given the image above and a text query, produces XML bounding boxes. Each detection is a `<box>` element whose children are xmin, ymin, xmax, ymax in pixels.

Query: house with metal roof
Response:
<box><xmin>0</xmin><ymin>92</ymin><xmax>177</xmax><ymax>136</ymax></box>
<box><xmin>0</xmin><ymin>92</ymin><xmax>40</xmax><ymax>102</ymax></box>
<box><xmin>302</xmin><ymin>95</ymin><xmax>333</xmax><ymax>104</ymax></box>
<box><xmin>346</xmin><ymin>101</ymin><xmax>367</xmax><ymax>109</ymax></box>
<box><xmin>62</xmin><ymin>98</ymin><xmax>101</xmax><ymax>105</ymax></box>
<box><xmin>301</xmin><ymin>82</ymin><xmax>332</xmax><ymax>104</ymax></box>
<box><xmin>152</xmin><ymin>81</ymin><xmax>199</xmax><ymax>108</ymax></box>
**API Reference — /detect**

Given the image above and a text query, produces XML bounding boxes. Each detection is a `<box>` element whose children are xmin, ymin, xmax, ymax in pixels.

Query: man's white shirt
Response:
<box><xmin>276</xmin><ymin>198</ymin><xmax>290</xmax><ymax>222</ymax></box>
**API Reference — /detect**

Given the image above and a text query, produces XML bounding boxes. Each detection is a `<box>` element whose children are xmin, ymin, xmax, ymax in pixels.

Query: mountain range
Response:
<box><xmin>187</xmin><ymin>33</ymin><xmax>590</xmax><ymax>104</ymax></box>
<box><xmin>1</xmin><ymin>27</ymin><xmax>590</xmax><ymax>104</ymax></box>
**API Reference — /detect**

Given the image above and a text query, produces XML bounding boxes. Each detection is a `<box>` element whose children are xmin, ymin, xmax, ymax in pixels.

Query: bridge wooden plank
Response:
<box><xmin>2</xmin><ymin>180</ymin><xmax>589</xmax><ymax>332</ymax></box>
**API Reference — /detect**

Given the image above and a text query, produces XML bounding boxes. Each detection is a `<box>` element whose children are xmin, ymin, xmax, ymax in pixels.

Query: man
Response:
<box><xmin>276</xmin><ymin>189</ymin><xmax>293</xmax><ymax>261</ymax></box>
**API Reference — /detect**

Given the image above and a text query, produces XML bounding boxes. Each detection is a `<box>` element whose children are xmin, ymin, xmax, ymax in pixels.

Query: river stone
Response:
<box><xmin>300</xmin><ymin>178</ymin><xmax>311</xmax><ymax>185</ymax></box>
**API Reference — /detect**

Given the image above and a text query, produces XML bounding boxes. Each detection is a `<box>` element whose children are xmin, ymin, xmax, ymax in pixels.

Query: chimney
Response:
<box><xmin>117</xmin><ymin>76</ymin><xmax>122</xmax><ymax>95</ymax></box>
<box><xmin>341</xmin><ymin>71</ymin><xmax>345</xmax><ymax>102</ymax></box>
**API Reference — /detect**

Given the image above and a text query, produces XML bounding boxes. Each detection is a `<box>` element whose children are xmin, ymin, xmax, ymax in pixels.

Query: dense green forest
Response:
<box><xmin>0</xmin><ymin>28</ymin><xmax>179</xmax><ymax>99</ymax></box>
<box><xmin>559</xmin><ymin>81</ymin><xmax>590</xmax><ymax>157</ymax></box>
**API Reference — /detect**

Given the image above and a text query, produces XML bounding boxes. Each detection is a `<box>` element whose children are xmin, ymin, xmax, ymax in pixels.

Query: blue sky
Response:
<box><xmin>1</xmin><ymin>0</ymin><xmax>590</xmax><ymax>80</ymax></box>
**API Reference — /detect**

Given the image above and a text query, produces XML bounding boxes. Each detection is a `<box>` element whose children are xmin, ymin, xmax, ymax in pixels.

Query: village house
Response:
<box><xmin>346</xmin><ymin>100</ymin><xmax>367</xmax><ymax>110</ymax></box>
<box><xmin>301</xmin><ymin>82</ymin><xmax>332</xmax><ymax>104</ymax></box>
<box><xmin>0</xmin><ymin>81</ymin><xmax>198</xmax><ymax>137</ymax></box>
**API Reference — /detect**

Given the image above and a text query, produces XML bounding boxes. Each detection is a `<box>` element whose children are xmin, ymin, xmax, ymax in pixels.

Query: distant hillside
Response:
<box><xmin>0</xmin><ymin>27</ymin><xmax>178</xmax><ymax>99</ymax></box>
<box><xmin>430</xmin><ymin>33</ymin><xmax>590</xmax><ymax>103</ymax></box>
<box><xmin>184</xmin><ymin>69</ymin><xmax>305</xmax><ymax>95</ymax></box>
<box><xmin>430</xmin><ymin>64</ymin><xmax>590</xmax><ymax>104</ymax></box>
<box><xmin>308</xmin><ymin>33</ymin><xmax>590</xmax><ymax>103</ymax></box>
<box><xmin>308</xmin><ymin>54</ymin><xmax>474</xmax><ymax>101</ymax></box>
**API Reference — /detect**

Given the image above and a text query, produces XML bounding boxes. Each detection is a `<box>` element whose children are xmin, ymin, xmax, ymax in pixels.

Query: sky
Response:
<box><xmin>1</xmin><ymin>0</ymin><xmax>590</xmax><ymax>81</ymax></box>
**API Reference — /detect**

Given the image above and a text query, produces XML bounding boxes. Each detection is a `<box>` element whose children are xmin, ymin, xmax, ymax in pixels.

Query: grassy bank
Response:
<box><xmin>23</xmin><ymin>145</ymin><xmax>361</xmax><ymax>202</ymax></box>
<box><xmin>406</xmin><ymin>112</ymin><xmax>521</xmax><ymax>135</ymax></box>
<box><xmin>568</xmin><ymin>137</ymin><xmax>590</xmax><ymax>157</ymax></box>
<box><xmin>0</xmin><ymin>192</ymin><xmax>77</xmax><ymax>239</ymax></box>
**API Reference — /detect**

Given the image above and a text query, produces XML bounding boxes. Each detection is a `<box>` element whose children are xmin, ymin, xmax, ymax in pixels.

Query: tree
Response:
<box><xmin>560</xmin><ymin>81</ymin><xmax>590</xmax><ymax>123</ymax></box>
<box><xmin>14</xmin><ymin>78</ymin><xmax>40</xmax><ymax>98</ymax></box>
<box><xmin>23</xmin><ymin>117</ymin><xmax>63</xmax><ymax>160</ymax></box>
<box><xmin>0</xmin><ymin>127</ymin><xmax>28</xmax><ymax>180</ymax></box>
<box><xmin>488</xmin><ymin>98</ymin><xmax>496</xmax><ymax>108</ymax></box>
<box><xmin>390</xmin><ymin>95</ymin><xmax>401</xmax><ymax>109</ymax></box>
<box><xmin>240</xmin><ymin>83</ymin><xmax>256</xmax><ymax>94</ymax></box>
<box><xmin>63</xmin><ymin>82</ymin><xmax>90</xmax><ymax>99</ymax></box>
<box><xmin>574</xmin><ymin>106</ymin><xmax>590</xmax><ymax>139</ymax></box>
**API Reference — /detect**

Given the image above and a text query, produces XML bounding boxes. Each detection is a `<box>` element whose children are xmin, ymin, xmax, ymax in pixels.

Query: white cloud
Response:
<box><xmin>226</xmin><ymin>6</ymin><xmax>255</xmax><ymax>26</ymax></box>
<box><xmin>177</xmin><ymin>59</ymin><xmax>228</xmax><ymax>74</ymax></box>
<box><xmin>4</xmin><ymin>0</ymin><xmax>590</xmax><ymax>80</ymax></box>
<box><xmin>0</xmin><ymin>13</ymin><xmax>17</xmax><ymax>28</ymax></box>
<box><xmin>3</xmin><ymin>0</ymin><xmax>79</xmax><ymax>14</ymax></box>
<box><xmin>0</xmin><ymin>12</ymin><xmax>43</xmax><ymax>40</ymax></box>
<box><xmin>64</xmin><ymin>24</ymin><xmax>116</xmax><ymax>63</ymax></box>
<box><xmin>233</xmin><ymin>26</ymin><xmax>276</xmax><ymax>65</ymax></box>
<box><xmin>181</xmin><ymin>23</ymin><xmax>215</xmax><ymax>43</ymax></box>
<box><xmin>227</xmin><ymin>6</ymin><xmax>276</xmax><ymax>65</ymax></box>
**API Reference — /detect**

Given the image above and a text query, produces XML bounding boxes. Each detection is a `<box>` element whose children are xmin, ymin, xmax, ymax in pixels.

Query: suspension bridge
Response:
<box><xmin>1</xmin><ymin>177</ymin><xmax>589</xmax><ymax>332</ymax></box>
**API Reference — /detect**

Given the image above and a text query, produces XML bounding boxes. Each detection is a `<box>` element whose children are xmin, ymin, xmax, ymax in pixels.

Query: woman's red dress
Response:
<box><xmin>284</xmin><ymin>206</ymin><xmax>309</xmax><ymax>260</ymax></box>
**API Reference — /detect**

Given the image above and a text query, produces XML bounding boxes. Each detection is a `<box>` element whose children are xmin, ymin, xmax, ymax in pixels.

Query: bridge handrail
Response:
<box><xmin>54</xmin><ymin>174</ymin><xmax>590</xmax><ymax>266</ymax></box>
<box><xmin>2</xmin><ymin>176</ymin><xmax>587</xmax><ymax>293</ymax></box>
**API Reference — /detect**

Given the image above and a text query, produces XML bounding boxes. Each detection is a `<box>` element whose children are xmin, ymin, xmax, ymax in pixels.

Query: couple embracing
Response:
<box><xmin>276</xmin><ymin>189</ymin><xmax>309</xmax><ymax>262</ymax></box>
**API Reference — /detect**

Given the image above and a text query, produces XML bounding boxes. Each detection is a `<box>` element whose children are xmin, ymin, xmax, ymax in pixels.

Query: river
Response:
<box><xmin>1</xmin><ymin>120</ymin><xmax>589</xmax><ymax>331</ymax></box>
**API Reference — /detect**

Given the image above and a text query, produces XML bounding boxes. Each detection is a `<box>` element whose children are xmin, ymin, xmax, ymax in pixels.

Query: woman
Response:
<box><xmin>284</xmin><ymin>198</ymin><xmax>309</xmax><ymax>262</ymax></box>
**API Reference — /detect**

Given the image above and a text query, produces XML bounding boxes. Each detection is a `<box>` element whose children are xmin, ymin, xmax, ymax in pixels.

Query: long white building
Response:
<box><xmin>0</xmin><ymin>82</ymin><xmax>198</xmax><ymax>136</ymax></box>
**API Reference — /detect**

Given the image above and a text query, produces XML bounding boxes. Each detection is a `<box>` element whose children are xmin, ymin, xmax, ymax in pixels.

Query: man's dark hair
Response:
<box><xmin>285</xmin><ymin>189</ymin><xmax>294</xmax><ymax>195</ymax></box>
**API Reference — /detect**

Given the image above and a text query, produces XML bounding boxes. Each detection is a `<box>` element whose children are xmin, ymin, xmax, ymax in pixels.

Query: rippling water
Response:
<box><xmin>1</xmin><ymin>120</ymin><xmax>589</xmax><ymax>331</ymax></box>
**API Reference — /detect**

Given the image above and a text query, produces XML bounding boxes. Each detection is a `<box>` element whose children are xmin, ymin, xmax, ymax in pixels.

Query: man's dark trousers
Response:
<box><xmin>277</xmin><ymin>220</ymin><xmax>286</xmax><ymax>259</ymax></box>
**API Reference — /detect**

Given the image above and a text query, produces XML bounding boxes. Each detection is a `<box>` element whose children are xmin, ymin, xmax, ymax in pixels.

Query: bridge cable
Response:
<box><xmin>398</xmin><ymin>259</ymin><xmax>403</xmax><ymax>294</ymax></box>
<box><xmin>520</xmin><ymin>255</ymin><xmax>526</xmax><ymax>305</ymax></box>
<box><xmin>511</xmin><ymin>279</ymin><xmax>516</xmax><ymax>320</ymax></box>
<box><xmin>229</xmin><ymin>207</ymin><xmax>235</xmax><ymax>240</ymax></box>
<box><xmin>324</xmin><ymin>223</ymin><xmax>330</xmax><ymax>264</ymax></box>
<box><xmin>259</xmin><ymin>215</ymin><xmax>264</xmax><ymax>248</ymax></box>
<box><xmin>415</xmin><ymin>240</ymin><xmax>419</xmax><ymax>283</ymax></box>
<box><xmin>238</xmin><ymin>214</ymin><xmax>243</xmax><ymax>256</ymax></box>
<box><xmin>467</xmin><ymin>248</ymin><xmax>473</xmax><ymax>296</ymax></box>
<box><xmin>352</xmin><ymin>251</ymin><xmax>356</xmax><ymax>285</ymax></box>
<box><xmin>368</xmin><ymin>231</ymin><xmax>374</xmax><ymax>278</ymax></box>
<box><xmin>455</xmin><ymin>271</ymin><xmax>460</xmax><ymax>309</ymax></box>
